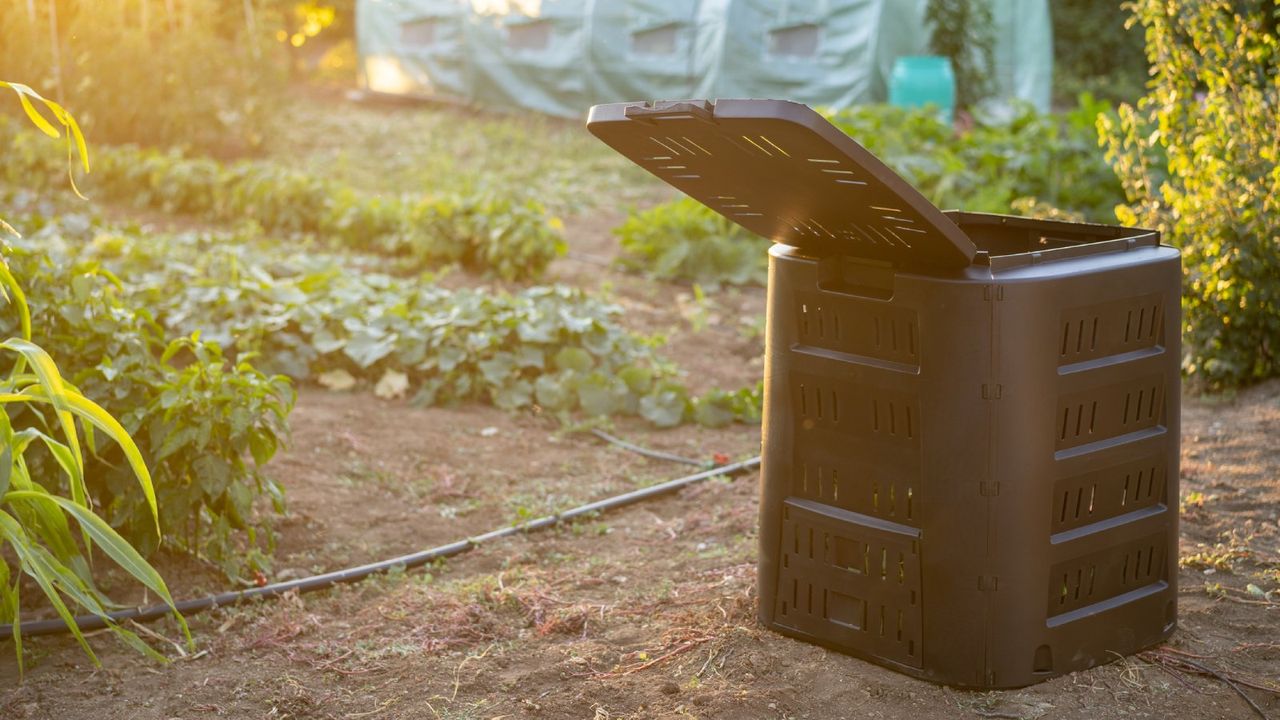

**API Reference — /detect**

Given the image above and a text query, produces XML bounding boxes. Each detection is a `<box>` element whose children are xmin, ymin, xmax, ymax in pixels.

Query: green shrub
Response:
<box><xmin>826</xmin><ymin>98</ymin><xmax>1124</xmax><ymax>222</ymax></box>
<box><xmin>1</xmin><ymin>231</ymin><xmax>294</xmax><ymax>580</ymax></box>
<box><xmin>0</xmin><ymin>81</ymin><xmax>186</xmax><ymax>666</ymax></box>
<box><xmin>1100</xmin><ymin>0</ymin><xmax>1280</xmax><ymax>387</ymax></box>
<box><xmin>0</xmin><ymin>126</ymin><xmax>567</xmax><ymax>282</ymax></box>
<box><xmin>613</xmin><ymin>197</ymin><xmax>769</xmax><ymax>287</ymax></box>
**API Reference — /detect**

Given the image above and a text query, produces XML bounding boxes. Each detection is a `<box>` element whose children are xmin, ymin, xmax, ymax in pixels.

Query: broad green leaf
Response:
<box><xmin>693</xmin><ymin>394</ymin><xmax>736</xmax><ymax>428</ymax></box>
<box><xmin>477</xmin><ymin>354</ymin><xmax>514</xmax><ymax>386</ymax></box>
<box><xmin>343</xmin><ymin>330</ymin><xmax>397</xmax><ymax>368</ymax></box>
<box><xmin>617</xmin><ymin>365</ymin><xmax>653</xmax><ymax>394</ymax></box>
<box><xmin>192</xmin><ymin>455</ymin><xmax>233</xmax><ymax>496</ymax></box>
<box><xmin>247</xmin><ymin>429</ymin><xmax>278</xmax><ymax>466</ymax></box>
<box><xmin>492</xmin><ymin>378</ymin><xmax>532</xmax><ymax>410</ymax></box>
<box><xmin>533</xmin><ymin>373</ymin><xmax>573</xmax><ymax>411</ymax></box>
<box><xmin>640</xmin><ymin>385</ymin><xmax>689</xmax><ymax>428</ymax></box>
<box><xmin>554</xmin><ymin>347</ymin><xmax>593</xmax><ymax>373</ymax></box>
<box><xmin>576</xmin><ymin>372</ymin><xmax>628</xmax><ymax>417</ymax></box>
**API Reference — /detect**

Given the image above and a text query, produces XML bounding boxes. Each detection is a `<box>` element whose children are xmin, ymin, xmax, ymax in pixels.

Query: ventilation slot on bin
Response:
<box><xmin>1059</xmin><ymin>293</ymin><xmax>1165</xmax><ymax>367</ymax></box>
<box><xmin>791</xmin><ymin>436</ymin><xmax>921</xmax><ymax>522</ymax></box>
<box><xmin>776</xmin><ymin>499</ymin><xmax>922</xmax><ymax>667</ymax></box>
<box><xmin>796</xmin><ymin>293</ymin><xmax>918</xmax><ymax>367</ymax></box>
<box><xmin>793</xmin><ymin>374</ymin><xmax>919</xmax><ymax>446</ymax></box>
<box><xmin>1051</xmin><ymin>457</ymin><xmax>1168</xmax><ymax>537</ymax></box>
<box><xmin>1048</xmin><ymin>533</ymin><xmax>1167</xmax><ymax>617</ymax></box>
<box><xmin>1056</xmin><ymin>375</ymin><xmax>1166</xmax><ymax>452</ymax></box>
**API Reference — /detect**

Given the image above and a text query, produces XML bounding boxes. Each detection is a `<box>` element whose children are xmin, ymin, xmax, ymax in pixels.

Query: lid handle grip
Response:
<box><xmin>623</xmin><ymin>100</ymin><xmax>716</xmax><ymax>125</ymax></box>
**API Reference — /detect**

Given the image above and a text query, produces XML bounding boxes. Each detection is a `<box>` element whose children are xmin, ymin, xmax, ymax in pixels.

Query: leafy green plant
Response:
<box><xmin>0</xmin><ymin>333</ymin><xmax>190</xmax><ymax>672</ymax></box>
<box><xmin>0</xmin><ymin>231</ymin><xmax>294</xmax><ymax>580</ymax></box>
<box><xmin>825</xmin><ymin>98</ymin><xmax>1123</xmax><ymax>222</ymax></box>
<box><xmin>0</xmin><ymin>125</ymin><xmax>567</xmax><ymax>281</ymax></box>
<box><xmin>1100</xmin><ymin>0</ymin><xmax>1280</xmax><ymax>387</ymax></box>
<box><xmin>10</xmin><ymin>212</ymin><xmax>759</xmax><ymax>430</ymax></box>
<box><xmin>925</xmin><ymin>0</ymin><xmax>996</xmax><ymax>108</ymax></box>
<box><xmin>0</xmin><ymin>81</ymin><xmax>186</xmax><ymax>669</ymax></box>
<box><xmin>613</xmin><ymin>198</ymin><xmax>768</xmax><ymax>287</ymax></box>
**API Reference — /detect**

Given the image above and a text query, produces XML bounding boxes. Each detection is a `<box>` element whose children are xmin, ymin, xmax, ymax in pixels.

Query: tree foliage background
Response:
<box><xmin>1051</xmin><ymin>0</ymin><xmax>1148</xmax><ymax>105</ymax></box>
<box><xmin>1101</xmin><ymin>0</ymin><xmax>1280</xmax><ymax>388</ymax></box>
<box><xmin>0</xmin><ymin>1</ymin><xmax>353</xmax><ymax>157</ymax></box>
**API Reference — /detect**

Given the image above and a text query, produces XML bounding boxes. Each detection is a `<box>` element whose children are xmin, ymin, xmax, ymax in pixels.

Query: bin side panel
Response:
<box><xmin>985</xmin><ymin>246</ymin><xmax>1180</xmax><ymax>688</ymax></box>
<box><xmin>759</xmin><ymin>246</ymin><xmax>994</xmax><ymax>685</ymax></box>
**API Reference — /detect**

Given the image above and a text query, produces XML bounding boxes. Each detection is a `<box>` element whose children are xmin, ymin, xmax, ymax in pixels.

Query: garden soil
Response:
<box><xmin>2</xmin><ymin>216</ymin><xmax>1278</xmax><ymax>720</ymax></box>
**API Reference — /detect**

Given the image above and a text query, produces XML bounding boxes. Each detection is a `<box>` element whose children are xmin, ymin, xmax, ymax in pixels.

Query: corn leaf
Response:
<box><xmin>0</xmin><ymin>511</ymin><xmax>97</xmax><ymax>665</ymax></box>
<box><xmin>0</xmin><ymin>563</ymin><xmax>21</xmax><ymax>676</ymax></box>
<box><xmin>7</xmin><ymin>490</ymin><xmax>178</xmax><ymax>611</ymax></box>
<box><xmin>1</xmin><ymin>82</ymin><xmax>60</xmax><ymax>139</ymax></box>
<box><xmin>0</xmin><ymin>80</ymin><xmax>90</xmax><ymax>196</ymax></box>
<box><xmin>0</xmin><ymin>388</ymin><xmax>159</xmax><ymax>530</ymax></box>
<box><xmin>6</xmin><ymin>450</ymin><xmax>84</xmax><ymax>572</ymax></box>
<box><xmin>1</xmin><ymin>340</ymin><xmax>90</xmax><ymax>552</ymax></box>
<box><xmin>0</xmin><ymin>259</ymin><xmax>33</xmax><ymax>343</ymax></box>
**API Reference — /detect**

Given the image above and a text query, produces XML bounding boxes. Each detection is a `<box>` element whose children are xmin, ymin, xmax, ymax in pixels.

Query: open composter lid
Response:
<box><xmin>587</xmin><ymin>99</ymin><xmax>978</xmax><ymax>270</ymax></box>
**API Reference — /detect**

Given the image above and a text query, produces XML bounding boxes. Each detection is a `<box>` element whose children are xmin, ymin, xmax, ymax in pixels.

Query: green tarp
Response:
<box><xmin>356</xmin><ymin>0</ymin><xmax>1053</xmax><ymax>117</ymax></box>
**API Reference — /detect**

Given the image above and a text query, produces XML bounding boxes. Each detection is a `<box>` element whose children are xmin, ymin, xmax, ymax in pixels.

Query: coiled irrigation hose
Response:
<box><xmin>0</xmin><ymin>445</ymin><xmax>760</xmax><ymax>640</ymax></box>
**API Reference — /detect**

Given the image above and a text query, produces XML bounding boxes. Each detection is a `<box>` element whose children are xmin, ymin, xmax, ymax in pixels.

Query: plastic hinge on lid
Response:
<box><xmin>587</xmin><ymin>98</ymin><xmax>978</xmax><ymax>270</ymax></box>
<box><xmin>623</xmin><ymin>100</ymin><xmax>716</xmax><ymax>124</ymax></box>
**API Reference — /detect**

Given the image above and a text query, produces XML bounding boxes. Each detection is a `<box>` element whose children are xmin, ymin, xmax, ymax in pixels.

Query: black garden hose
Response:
<box><xmin>0</xmin><ymin>455</ymin><xmax>760</xmax><ymax>639</ymax></box>
<box><xmin>589</xmin><ymin>428</ymin><xmax>705</xmax><ymax>467</ymax></box>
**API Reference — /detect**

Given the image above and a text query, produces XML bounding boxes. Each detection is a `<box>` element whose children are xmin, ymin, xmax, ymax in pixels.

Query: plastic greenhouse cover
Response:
<box><xmin>355</xmin><ymin>0</ymin><xmax>1053</xmax><ymax>118</ymax></box>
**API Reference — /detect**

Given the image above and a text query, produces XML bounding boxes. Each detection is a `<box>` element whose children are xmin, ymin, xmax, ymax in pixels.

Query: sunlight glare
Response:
<box><xmin>470</xmin><ymin>0</ymin><xmax>543</xmax><ymax>17</ymax></box>
<box><xmin>364</xmin><ymin>56</ymin><xmax>417</xmax><ymax>94</ymax></box>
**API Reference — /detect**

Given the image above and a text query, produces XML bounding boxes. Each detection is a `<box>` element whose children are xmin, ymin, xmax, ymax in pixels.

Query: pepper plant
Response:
<box><xmin>0</xmin><ymin>81</ymin><xmax>187</xmax><ymax>671</ymax></box>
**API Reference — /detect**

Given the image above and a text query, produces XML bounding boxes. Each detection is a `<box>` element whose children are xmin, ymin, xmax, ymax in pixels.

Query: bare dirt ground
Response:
<box><xmin>1</xmin><ymin>377</ymin><xmax>1277</xmax><ymax>719</ymax></box>
<box><xmin>2</xmin><ymin>107</ymin><xmax>1278</xmax><ymax>719</ymax></box>
<box><xmin>2</xmin><ymin>277</ymin><xmax>1278</xmax><ymax>719</ymax></box>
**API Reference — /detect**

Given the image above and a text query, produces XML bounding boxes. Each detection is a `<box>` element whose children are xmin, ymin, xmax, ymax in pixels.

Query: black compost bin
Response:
<box><xmin>587</xmin><ymin>99</ymin><xmax>1180</xmax><ymax>689</ymax></box>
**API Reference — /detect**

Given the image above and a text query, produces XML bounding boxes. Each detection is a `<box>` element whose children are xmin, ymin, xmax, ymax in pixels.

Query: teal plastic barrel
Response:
<box><xmin>888</xmin><ymin>55</ymin><xmax>956</xmax><ymax>122</ymax></box>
